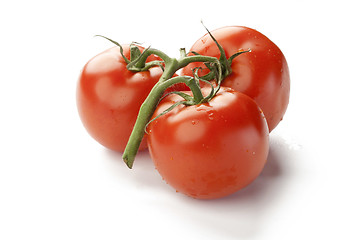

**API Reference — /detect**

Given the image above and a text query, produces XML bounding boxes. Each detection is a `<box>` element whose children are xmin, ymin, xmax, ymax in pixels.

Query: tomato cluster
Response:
<box><xmin>77</xmin><ymin>26</ymin><xmax>290</xmax><ymax>199</ymax></box>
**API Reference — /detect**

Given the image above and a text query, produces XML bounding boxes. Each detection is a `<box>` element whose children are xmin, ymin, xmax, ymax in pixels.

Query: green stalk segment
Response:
<box><xmin>122</xmin><ymin>51</ymin><xmax>221</xmax><ymax>168</ymax></box>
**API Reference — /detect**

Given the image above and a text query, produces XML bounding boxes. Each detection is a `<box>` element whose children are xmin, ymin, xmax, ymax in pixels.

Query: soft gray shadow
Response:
<box><xmin>102</xmin><ymin>135</ymin><xmax>300</xmax><ymax>239</ymax></box>
<box><xmin>103</xmin><ymin>148</ymin><xmax>170</xmax><ymax>192</ymax></box>
<box><xmin>163</xmin><ymin>135</ymin><xmax>300</xmax><ymax>239</ymax></box>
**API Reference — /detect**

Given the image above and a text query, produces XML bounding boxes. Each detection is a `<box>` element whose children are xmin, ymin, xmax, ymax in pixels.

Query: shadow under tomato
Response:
<box><xmin>103</xmin><ymin>148</ymin><xmax>171</xmax><ymax>192</ymax></box>
<box><xmin>165</xmin><ymin>134</ymin><xmax>300</xmax><ymax>239</ymax></box>
<box><xmin>102</xmin><ymin>134</ymin><xmax>300</xmax><ymax>239</ymax></box>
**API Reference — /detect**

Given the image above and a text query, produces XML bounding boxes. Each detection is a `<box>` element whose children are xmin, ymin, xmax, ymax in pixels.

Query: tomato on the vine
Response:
<box><xmin>77</xmin><ymin>45</ymin><xmax>163</xmax><ymax>152</ymax></box>
<box><xmin>147</xmin><ymin>87</ymin><xmax>269</xmax><ymax>199</ymax></box>
<box><xmin>182</xmin><ymin>26</ymin><xmax>290</xmax><ymax>132</ymax></box>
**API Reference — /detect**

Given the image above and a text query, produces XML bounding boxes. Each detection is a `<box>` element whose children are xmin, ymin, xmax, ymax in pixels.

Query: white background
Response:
<box><xmin>1</xmin><ymin>0</ymin><xmax>359</xmax><ymax>239</ymax></box>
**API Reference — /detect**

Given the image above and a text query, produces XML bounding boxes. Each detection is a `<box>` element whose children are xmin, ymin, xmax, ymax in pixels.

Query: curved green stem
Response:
<box><xmin>129</xmin><ymin>48</ymin><xmax>172</xmax><ymax>71</ymax></box>
<box><xmin>178</xmin><ymin>55</ymin><xmax>219</xmax><ymax>69</ymax></box>
<box><xmin>122</xmin><ymin>80</ymin><xmax>166</xmax><ymax>168</ymax></box>
<box><xmin>160</xmin><ymin>76</ymin><xmax>203</xmax><ymax>103</ymax></box>
<box><xmin>186</xmin><ymin>78</ymin><xmax>203</xmax><ymax>102</ymax></box>
<box><xmin>122</xmin><ymin>37</ymin><xmax>245</xmax><ymax>168</ymax></box>
<box><xmin>97</xmin><ymin>34</ymin><xmax>250</xmax><ymax>169</ymax></box>
<box><xmin>123</xmin><ymin>57</ymin><xmax>182</xmax><ymax>168</ymax></box>
<box><xmin>122</xmin><ymin>54</ymin><xmax>220</xmax><ymax>168</ymax></box>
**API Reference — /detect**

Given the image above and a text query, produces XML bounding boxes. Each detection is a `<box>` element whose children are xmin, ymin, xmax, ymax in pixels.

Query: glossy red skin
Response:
<box><xmin>163</xmin><ymin>82</ymin><xmax>190</xmax><ymax>95</ymax></box>
<box><xmin>182</xmin><ymin>26</ymin><xmax>290</xmax><ymax>132</ymax></box>
<box><xmin>147</xmin><ymin>87</ymin><xmax>269</xmax><ymax>199</ymax></box>
<box><xmin>77</xmin><ymin>46</ymin><xmax>163</xmax><ymax>152</ymax></box>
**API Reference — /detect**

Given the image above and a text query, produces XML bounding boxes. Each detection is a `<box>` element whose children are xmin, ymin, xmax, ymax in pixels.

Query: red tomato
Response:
<box><xmin>163</xmin><ymin>82</ymin><xmax>190</xmax><ymax>95</ymax></box>
<box><xmin>77</xmin><ymin>45</ymin><xmax>163</xmax><ymax>152</ymax></box>
<box><xmin>182</xmin><ymin>26</ymin><xmax>290</xmax><ymax>132</ymax></box>
<box><xmin>147</xmin><ymin>87</ymin><xmax>269</xmax><ymax>199</ymax></box>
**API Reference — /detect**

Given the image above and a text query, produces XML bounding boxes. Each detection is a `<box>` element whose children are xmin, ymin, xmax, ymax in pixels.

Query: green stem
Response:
<box><xmin>178</xmin><ymin>55</ymin><xmax>220</xmax><ymax>69</ymax></box>
<box><xmin>122</xmin><ymin>34</ymin><xmax>246</xmax><ymax>168</ymax></box>
<box><xmin>186</xmin><ymin>78</ymin><xmax>203</xmax><ymax>102</ymax></box>
<box><xmin>130</xmin><ymin>48</ymin><xmax>172</xmax><ymax>71</ymax></box>
<box><xmin>123</xmin><ymin>62</ymin><xmax>177</xmax><ymax>168</ymax></box>
<box><xmin>97</xmin><ymin>34</ymin><xmax>250</xmax><ymax>168</ymax></box>
<box><xmin>122</xmin><ymin>53</ymin><xmax>220</xmax><ymax>168</ymax></box>
<box><xmin>122</xmin><ymin>81</ymin><xmax>166</xmax><ymax>168</ymax></box>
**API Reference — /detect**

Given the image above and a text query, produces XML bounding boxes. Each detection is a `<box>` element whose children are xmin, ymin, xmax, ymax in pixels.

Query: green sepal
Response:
<box><xmin>228</xmin><ymin>49</ymin><xmax>252</xmax><ymax>65</ymax></box>
<box><xmin>130</xmin><ymin>42</ymin><xmax>142</xmax><ymax>61</ymax></box>
<box><xmin>94</xmin><ymin>35</ymin><xmax>130</xmax><ymax>64</ymax></box>
<box><xmin>145</xmin><ymin>100</ymin><xmax>188</xmax><ymax>133</ymax></box>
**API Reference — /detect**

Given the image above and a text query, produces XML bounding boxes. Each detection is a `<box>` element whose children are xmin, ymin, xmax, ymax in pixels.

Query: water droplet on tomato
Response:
<box><xmin>208</xmin><ymin>112</ymin><xmax>214</xmax><ymax>120</ymax></box>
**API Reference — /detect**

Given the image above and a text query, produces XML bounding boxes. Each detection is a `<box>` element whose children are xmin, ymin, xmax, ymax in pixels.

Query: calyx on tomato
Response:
<box><xmin>186</xmin><ymin>24</ymin><xmax>251</xmax><ymax>84</ymax></box>
<box><xmin>95</xmin><ymin>35</ymin><xmax>165</xmax><ymax>72</ymax></box>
